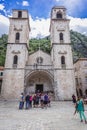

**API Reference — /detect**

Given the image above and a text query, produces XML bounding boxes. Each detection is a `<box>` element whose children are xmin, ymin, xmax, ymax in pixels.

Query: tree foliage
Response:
<box><xmin>0</xmin><ymin>34</ymin><xmax>8</xmax><ymax>66</ymax></box>
<box><xmin>29</xmin><ymin>37</ymin><xmax>51</xmax><ymax>54</ymax></box>
<box><xmin>0</xmin><ymin>31</ymin><xmax>87</xmax><ymax>66</ymax></box>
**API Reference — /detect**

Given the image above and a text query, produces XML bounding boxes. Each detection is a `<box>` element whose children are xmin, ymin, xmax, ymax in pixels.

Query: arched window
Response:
<box><xmin>13</xmin><ymin>55</ymin><xmax>18</xmax><ymax>68</ymax></box>
<box><xmin>37</xmin><ymin>57</ymin><xmax>43</xmax><ymax>64</ymax></box>
<box><xmin>59</xmin><ymin>33</ymin><xmax>64</xmax><ymax>43</ymax></box>
<box><xmin>61</xmin><ymin>56</ymin><xmax>65</xmax><ymax>64</ymax></box>
<box><xmin>56</xmin><ymin>12</ymin><xmax>62</xmax><ymax>19</ymax></box>
<box><xmin>61</xmin><ymin>56</ymin><xmax>66</xmax><ymax>68</ymax></box>
<box><xmin>15</xmin><ymin>32</ymin><xmax>20</xmax><ymax>43</ymax></box>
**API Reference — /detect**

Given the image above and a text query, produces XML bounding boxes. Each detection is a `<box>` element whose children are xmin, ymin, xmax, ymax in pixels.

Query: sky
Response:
<box><xmin>0</xmin><ymin>0</ymin><xmax>87</xmax><ymax>38</ymax></box>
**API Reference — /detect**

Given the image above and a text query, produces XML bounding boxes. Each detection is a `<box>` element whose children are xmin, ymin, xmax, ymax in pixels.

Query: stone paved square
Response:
<box><xmin>0</xmin><ymin>101</ymin><xmax>87</xmax><ymax>130</ymax></box>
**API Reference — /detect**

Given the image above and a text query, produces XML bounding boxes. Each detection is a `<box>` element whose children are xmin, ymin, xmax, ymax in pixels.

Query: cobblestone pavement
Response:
<box><xmin>0</xmin><ymin>101</ymin><xmax>87</xmax><ymax>130</ymax></box>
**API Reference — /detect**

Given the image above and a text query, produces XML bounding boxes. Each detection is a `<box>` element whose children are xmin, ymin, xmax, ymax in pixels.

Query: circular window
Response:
<box><xmin>37</xmin><ymin>57</ymin><xmax>43</xmax><ymax>64</ymax></box>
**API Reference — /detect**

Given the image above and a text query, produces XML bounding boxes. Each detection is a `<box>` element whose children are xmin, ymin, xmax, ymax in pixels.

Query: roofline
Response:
<box><xmin>52</xmin><ymin>6</ymin><xmax>66</xmax><ymax>10</ymax></box>
<box><xmin>29</xmin><ymin>49</ymin><xmax>50</xmax><ymax>56</ymax></box>
<box><xmin>12</xmin><ymin>9</ymin><xmax>28</xmax><ymax>12</ymax></box>
<box><xmin>74</xmin><ymin>58</ymin><xmax>87</xmax><ymax>64</ymax></box>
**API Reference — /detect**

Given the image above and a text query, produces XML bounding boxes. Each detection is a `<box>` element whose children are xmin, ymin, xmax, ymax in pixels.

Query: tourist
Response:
<box><xmin>29</xmin><ymin>95</ymin><xmax>33</xmax><ymax>108</ymax></box>
<box><xmin>72</xmin><ymin>94</ymin><xmax>76</xmax><ymax>104</ymax></box>
<box><xmin>44</xmin><ymin>93</ymin><xmax>49</xmax><ymax>108</ymax></box>
<box><xmin>40</xmin><ymin>93</ymin><xmax>44</xmax><ymax>108</ymax></box>
<box><xmin>75</xmin><ymin>97</ymin><xmax>87</xmax><ymax>124</ymax></box>
<box><xmin>35</xmin><ymin>93</ymin><xmax>40</xmax><ymax>108</ymax></box>
<box><xmin>33</xmin><ymin>94</ymin><xmax>36</xmax><ymax>107</ymax></box>
<box><xmin>19</xmin><ymin>93</ymin><xmax>24</xmax><ymax>110</ymax></box>
<box><xmin>25</xmin><ymin>93</ymin><xmax>30</xmax><ymax>109</ymax></box>
<box><xmin>48</xmin><ymin>94</ymin><xmax>51</xmax><ymax>107</ymax></box>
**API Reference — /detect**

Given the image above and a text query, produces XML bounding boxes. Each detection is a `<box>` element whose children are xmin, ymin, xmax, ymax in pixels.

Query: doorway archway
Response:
<box><xmin>24</xmin><ymin>70</ymin><xmax>54</xmax><ymax>95</ymax></box>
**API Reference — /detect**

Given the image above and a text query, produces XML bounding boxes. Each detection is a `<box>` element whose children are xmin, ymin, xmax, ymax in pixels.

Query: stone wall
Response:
<box><xmin>1</xmin><ymin>69</ymin><xmax>25</xmax><ymax>99</ymax></box>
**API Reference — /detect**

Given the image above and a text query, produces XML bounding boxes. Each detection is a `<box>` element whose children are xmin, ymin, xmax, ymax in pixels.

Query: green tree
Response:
<box><xmin>0</xmin><ymin>34</ymin><xmax>8</xmax><ymax>66</ymax></box>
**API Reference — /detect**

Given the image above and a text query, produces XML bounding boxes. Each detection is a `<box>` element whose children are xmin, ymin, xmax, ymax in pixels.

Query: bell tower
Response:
<box><xmin>50</xmin><ymin>6</ymin><xmax>76</xmax><ymax>100</ymax></box>
<box><xmin>2</xmin><ymin>10</ymin><xmax>30</xmax><ymax>99</ymax></box>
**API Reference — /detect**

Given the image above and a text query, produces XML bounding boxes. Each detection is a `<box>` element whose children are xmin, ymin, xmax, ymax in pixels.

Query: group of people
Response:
<box><xmin>72</xmin><ymin>94</ymin><xmax>87</xmax><ymax>124</ymax></box>
<box><xmin>19</xmin><ymin>92</ymin><xmax>51</xmax><ymax>110</ymax></box>
<box><xmin>19</xmin><ymin>92</ymin><xmax>87</xmax><ymax>124</ymax></box>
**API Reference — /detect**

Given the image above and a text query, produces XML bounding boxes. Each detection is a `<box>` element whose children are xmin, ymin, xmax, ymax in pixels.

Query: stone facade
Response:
<box><xmin>1</xmin><ymin>6</ymin><xmax>76</xmax><ymax>100</ymax></box>
<box><xmin>1</xmin><ymin>10</ymin><xmax>29</xmax><ymax>99</ymax></box>
<box><xmin>74</xmin><ymin>58</ymin><xmax>87</xmax><ymax>97</ymax></box>
<box><xmin>50</xmin><ymin>6</ymin><xmax>76</xmax><ymax>100</ymax></box>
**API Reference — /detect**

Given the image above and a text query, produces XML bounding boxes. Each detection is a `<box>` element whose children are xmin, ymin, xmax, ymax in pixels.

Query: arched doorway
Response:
<box><xmin>24</xmin><ymin>70</ymin><xmax>54</xmax><ymax>95</ymax></box>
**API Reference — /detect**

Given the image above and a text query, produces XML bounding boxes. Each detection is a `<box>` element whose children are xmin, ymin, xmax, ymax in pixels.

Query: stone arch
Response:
<box><xmin>25</xmin><ymin>69</ymin><xmax>53</xmax><ymax>81</ymax></box>
<box><xmin>24</xmin><ymin>70</ymin><xmax>54</xmax><ymax>96</ymax></box>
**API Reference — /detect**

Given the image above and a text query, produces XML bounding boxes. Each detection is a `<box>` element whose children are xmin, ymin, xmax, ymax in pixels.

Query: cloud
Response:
<box><xmin>55</xmin><ymin>0</ymin><xmax>84</xmax><ymax>16</ymax></box>
<box><xmin>29</xmin><ymin>15</ymin><xmax>87</xmax><ymax>38</ymax></box>
<box><xmin>29</xmin><ymin>15</ymin><xmax>50</xmax><ymax>38</ymax></box>
<box><xmin>69</xmin><ymin>16</ymin><xmax>87</xmax><ymax>35</ymax></box>
<box><xmin>0</xmin><ymin>15</ymin><xmax>9</xmax><ymax>36</ymax></box>
<box><xmin>55</xmin><ymin>0</ymin><xmax>61</xmax><ymax>1</ymax></box>
<box><xmin>0</xmin><ymin>4</ymin><xmax>5</xmax><ymax>10</ymax></box>
<box><xmin>65</xmin><ymin>0</ymin><xmax>83</xmax><ymax>15</ymax></box>
<box><xmin>16</xmin><ymin>1</ymin><xmax>20</xmax><ymax>5</ymax></box>
<box><xmin>22</xmin><ymin>1</ymin><xmax>29</xmax><ymax>6</ymax></box>
<box><xmin>0</xmin><ymin>13</ymin><xmax>87</xmax><ymax>38</ymax></box>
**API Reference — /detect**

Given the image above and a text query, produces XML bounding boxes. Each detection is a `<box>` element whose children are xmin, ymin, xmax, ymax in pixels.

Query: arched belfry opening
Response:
<box><xmin>56</xmin><ymin>12</ymin><xmax>62</xmax><ymax>18</ymax></box>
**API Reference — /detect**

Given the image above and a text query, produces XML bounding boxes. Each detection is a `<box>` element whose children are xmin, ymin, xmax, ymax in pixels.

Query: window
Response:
<box><xmin>18</xmin><ymin>11</ymin><xmax>22</xmax><ymax>18</ymax></box>
<box><xmin>61</xmin><ymin>56</ymin><xmax>66</xmax><ymax>68</ymax></box>
<box><xmin>61</xmin><ymin>56</ymin><xmax>65</xmax><ymax>64</ymax></box>
<box><xmin>37</xmin><ymin>57</ymin><xmax>43</xmax><ymax>64</ymax></box>
<box><xmin>15</xmin><ymin>32</ymin><xmax>20</xmax><ymax>43</ymax></box>
<box><xmin>59</xmin><ymin>33</ymin><xmax>63</xmax><ymax>43</ymax></box>
<box><xmin>56</xmin><ymin>12</ymin><xmax>62</xmax><ymax>19</ymax></box>
<box><xmin>13</xmin><ymin>55</ymin><xmax>18</xmax><ymax>68</ymax></box>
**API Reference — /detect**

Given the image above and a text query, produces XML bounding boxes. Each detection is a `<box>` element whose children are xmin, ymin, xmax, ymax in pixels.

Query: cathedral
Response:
<box><xmin>1</xmin><ymin>6</ymin><xmax>76</xmax><ymax>100</ymax></box>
